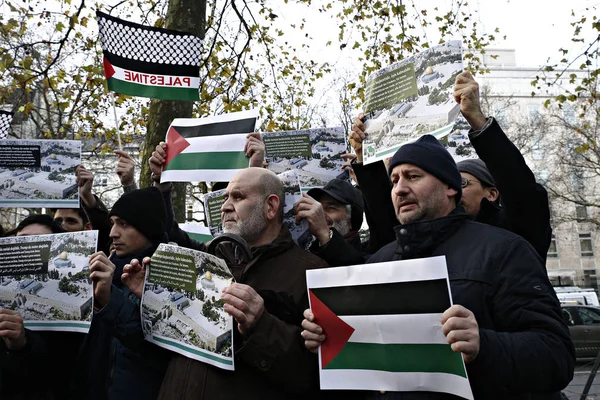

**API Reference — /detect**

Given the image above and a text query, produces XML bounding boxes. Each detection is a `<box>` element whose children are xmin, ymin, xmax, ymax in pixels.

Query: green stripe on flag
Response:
<box><xmin>186</xmin><ymin>232</ymin><xmax>213</xmax><ymax>243</ymax></box>
<box><xmin>108</xmin><ymin>78</ymin><xmax>199</xmax><ymax>101</ymax></box>
<box><xmin>164</xmin><ymin>152</ymin><xmax>249</xmax><ymax>171</ymax></box>
<box><xmin>152</xmin><ymin>335</ymin><xmax>233</xmax><ymax>365</ymax></box>
<box><xmin>325</xmin><ymin>342</ymin><xmax>466</xmax><ymax>378</ymax></box>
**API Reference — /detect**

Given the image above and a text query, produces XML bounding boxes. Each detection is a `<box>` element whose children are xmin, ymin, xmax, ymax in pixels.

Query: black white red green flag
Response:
<box><xmin>96</xmin><ymin>11</ymin><xmax>203</xmax><ymax>101</ymax></box>
<box><xmin>306</xmin><ymin>256</ymin><xmax>473</xmax><ymax>400</ymax></box>
<box><xmin>161</xmin><ymin>110</ymin><xmax>259</xmax><ymax>183</ymax></box>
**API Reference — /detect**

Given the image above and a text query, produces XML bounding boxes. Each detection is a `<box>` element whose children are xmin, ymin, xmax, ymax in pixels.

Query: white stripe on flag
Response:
<box><xmin>111</xmin><ymin>65</ymin><xmax>200</xmax><ymax>88</ymax></box>
<box><xmin>179</xmin><ymin>224</ymin><xmax>211</xmax><ymax>236</ymax></box>
<box><xmin>320</xmin><ymin>370</ymin><xmax>473</xmax><ymax>400</ymax></box>
<box><xmin>172</xmin><ymin>109</ymin><xmax>259</xmax><ymax>127</ymax></box>
<box><xmin>181</xmin><ymin>133</ymin><xmax>248</xmax><ymax>154</ymax></box>
<box><xmin>306</xmin><ymin>256</ymin><xmax>448</xmax><ymax>289</ymax></box>
<box><xmin>341</xmin><ymin>314</ymin><xmax>446</xmax><ymax>345</ymax></box>
<box><xmin>162</xmin><ymin>168</ymin><xmax>242</xmax><ymax>183</ymax></box>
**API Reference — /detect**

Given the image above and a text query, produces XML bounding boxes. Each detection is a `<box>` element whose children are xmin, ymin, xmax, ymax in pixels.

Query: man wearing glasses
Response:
<box><xmin>454</xmin><ymin>71</ymin><xmax>552</xmax><ymax>261</ymax></box>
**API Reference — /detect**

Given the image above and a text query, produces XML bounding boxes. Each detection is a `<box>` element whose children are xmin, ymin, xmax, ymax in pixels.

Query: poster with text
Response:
<box><xmin>264</xmin><ymin>127</ymin><xmax>348</xmax><ymax>190</ymax></box>
<box><xmin>203</xmin><ymin>189</ymin><xmax>226</xmax><ymax>236</ymax></box>
<box><xmin>0</xmin><ymin>139</ymin><xmax>81</xmax><ymax>208</ymax></box>
<box><xmin>141</xmin><ymin>243</ymin><xmax>234</xmax><ymax>370</ymax></box>
<box><xmin>362</xmin><ymin>41</ymin><xmax>463</xmax><ymax>164</ymax></box>
<box><xmin>0</xmin><ymin>230</ymin><xmax>98</xmax><ymax>333</ymax></box>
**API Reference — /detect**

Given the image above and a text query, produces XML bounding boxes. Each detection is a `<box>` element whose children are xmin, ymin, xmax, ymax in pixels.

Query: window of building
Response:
<box><xmin>527</xmin><ymin>104</ymin><xmax>542</xmax><ymax>125</ymax></box>
<box><xmin>584</xmin><ymin>269</ymin><xmax>599</xmax><ymax>290</ymax></box>
<box><xmin>563</xmin><ymin>103</ymin><xmax>577</xmax><ymax>125</ymax></box>
<box><xmin>186</xmin><ymin>204</ymin><xmax>194</xmax><ymax>221</ymax></box>
<box><xmin>576</xmin><ymin>205</ymin><xmax>588</xmax><ymax>220</ymax></box>
<box><xmin>571</xmin><ymin>169</ymin><xmax>585</xmax><ymax>192</ymax></box>
<box><xmin>547</xmin><ymin>234</ymin><xmax>558</xmax><ymax>258</ymax></box>
<box><xmin>580</xmin><ymin>233</ymin><xmax>594</xmax><ymax>257</ymax></box>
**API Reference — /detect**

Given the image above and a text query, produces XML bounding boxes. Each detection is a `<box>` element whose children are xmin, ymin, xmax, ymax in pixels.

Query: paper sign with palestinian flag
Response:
<box><xmin>161</xmin><ymin>110</ymin><xmax>259</xmax><ymax>183</ymax></box>
<box><xmin>96</xmin><ymin>11</ymin><xmax>203</xmax><ymax>101</ymax></box>
<box><xmin>180</xmin><ymin>223</ymin><xmax>213</xmax><ymax>244</ymax></box>
<box><xmin>306</xmin><ymin>256</ymin><xmax>473</xmax><ymax>400</ymax></box>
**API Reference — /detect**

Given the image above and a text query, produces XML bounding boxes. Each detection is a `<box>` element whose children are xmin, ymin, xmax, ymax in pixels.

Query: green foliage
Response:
<box><xmin>58</xmin><ymin>276</ymin><xmax>80</xmax><ymax>295</ymax></box>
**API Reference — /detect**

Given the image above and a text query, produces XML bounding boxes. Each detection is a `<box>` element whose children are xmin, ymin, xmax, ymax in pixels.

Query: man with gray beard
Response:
<box><xmin>142</xmin><ymin>155</ymin><xmax>328</xmax><ymax>399</ymax></box>
<box><xmin>294</xmin><ymin>178</ymin><xmax>368</xmax><ymax>266</ymax></box>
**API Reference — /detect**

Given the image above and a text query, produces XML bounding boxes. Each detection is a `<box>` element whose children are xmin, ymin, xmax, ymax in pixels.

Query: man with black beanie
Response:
<box><xmin>302</xmin><ymin>134</ymin><xmax>574</xmax><ymax>399</ymax></box>
<box><xmin>293</xmin><ymin>179</ymin><xmax>368</xmax><ymax>265</ymax></box>
<box><xmin>72</xmin><ymin>186</ymin><xmax>171</xmax><ymax>400</ymax></box>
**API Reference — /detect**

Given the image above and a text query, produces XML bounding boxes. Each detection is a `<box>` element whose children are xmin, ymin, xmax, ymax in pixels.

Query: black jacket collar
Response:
<box><xmin>393</xmin><ymin>207</ymin><xmax>470</xmax><ymax>259</ymax></box>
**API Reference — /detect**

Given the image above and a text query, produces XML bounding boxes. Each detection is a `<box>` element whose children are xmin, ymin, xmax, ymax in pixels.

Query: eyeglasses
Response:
<box><xmin>461</xmin><ymin>177</ymin><xmax>481</xmax><ymax>188</ymax></box>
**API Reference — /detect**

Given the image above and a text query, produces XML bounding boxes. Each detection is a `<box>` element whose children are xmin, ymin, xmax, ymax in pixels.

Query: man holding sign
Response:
<box><xmin>302</xmin><ymin>136</ymin><xmax>574</xmax><ymax>399</ymax></box>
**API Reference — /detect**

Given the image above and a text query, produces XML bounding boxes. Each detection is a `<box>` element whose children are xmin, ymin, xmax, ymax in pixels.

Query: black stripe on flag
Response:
<box><xmin>173</xmin><ymin>118</ymin><xmax>257</xmax><ymax>138</ymax></box>
<box><xmin>103</xmin><ymin>52</ymin><xmax>200</xmax><ymax>78</ymax></box>
<box><xmin>311</xmin><ymin>279</ymin><xmax>451</xmax><ymax>315</ymax></box>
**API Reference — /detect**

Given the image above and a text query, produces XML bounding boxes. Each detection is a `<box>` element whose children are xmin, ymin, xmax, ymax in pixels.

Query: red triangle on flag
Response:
<box><xmin>165</xmin><ymin>126</ymin><xmax>191</xmax><ymax>167</ymax></box>
<box><xmin>309</xmin><ymin>289</ymin><xmax>355</xmax><ymax>369</ymax></box>
<box><xmin>103</xmin><ymin>57</ymin><xmax>115</xmax><ymax>80</ymax></box>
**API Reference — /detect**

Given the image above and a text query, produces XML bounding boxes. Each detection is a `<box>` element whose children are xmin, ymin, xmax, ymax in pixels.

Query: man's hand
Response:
<box><xmin>89</xmin><ymin>251</ymin><xmax>116</xmax><ymax>309</ymax></box>
<box><xmin>149</xmin><ymin>142</ymin><xmax>172</xmax><ymax>192</ymax></box>
<box><xmin>0</xmin><ymin>309</ymin><xmax>26</xmax><ymax>351</ymax></box>
<box><xmin>340</xmin><ymin>153</ymin><xmax>358</xmax><ymax>183</ymax></box>
<box><xmin>454</xmin><ymin>71</ymin><xmax>487</xmax><ymax>130</ymax></box>
<box><xmin>349</xmin><ymin>113</ymin><xmax>366</xmax><ymax>163</ymax></box>
<box><xmin>76</xmin><ymin>165</ymin><xmax>97</xmax><ymax>208</ymax></box>
<box><xmin>115</xmin><ymin>150</ymin><xmax>135</xmax><ymax>186</ymax></box>
<box><xmin>245</xmin><ymin>133</ymin><xmax>265</xmax><ymax>168</ymax></box>
<box><xmin>301</xmin><ymin>309</ymin><xmax>326</xmax><ymax>354</ymax></box>
<box><xmin>293</xmin><ymin>193</ymin><xmax>330</xmax><ymax>245</ymax></box>
<box><xmin>122</xmin><ymin>257</ymin><xmax>150</xmax><ymax>299</ymax></box>
<box><xmin>221</xmin><ymin>283</ymin><xmax>264</xmax><ymax>335</ymax></box>
<box><xmin>441</xmin><ymin>304</ymin><xmax>480</xmax><ymax>363</ymax></box>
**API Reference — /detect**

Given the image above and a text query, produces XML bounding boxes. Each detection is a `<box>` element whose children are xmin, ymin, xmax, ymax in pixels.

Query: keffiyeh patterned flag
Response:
<box><xmin>0</xmin><ymin>111</ymin><xmax>14</xmax><ymax>140</ymax></box>
<box><xmin>96</xmin><ymin>11</ymin><xmax>203</xmax><ymax>101</ymax></box>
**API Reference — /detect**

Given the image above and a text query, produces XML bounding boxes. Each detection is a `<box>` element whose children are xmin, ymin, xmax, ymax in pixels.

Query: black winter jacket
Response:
<box><xmin>367</xmin><ymin>208</ymin><xmax>574</xmax><ymax>399</ymax></box>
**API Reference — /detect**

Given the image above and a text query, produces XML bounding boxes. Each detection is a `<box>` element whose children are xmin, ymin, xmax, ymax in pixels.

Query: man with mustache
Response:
<box><xmin>301</xmin><ymin>135</ymin><xmax>574</xmax><ymax>399</ymax></box>
<box><xmin>293</xmin><ymin>178</ymin><xmax>368</xmax><ymax>266</ymax></box>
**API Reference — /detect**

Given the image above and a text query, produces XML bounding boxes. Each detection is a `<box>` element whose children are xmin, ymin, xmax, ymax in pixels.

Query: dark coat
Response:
<box><xmin>157</xmin><ymin>227</ymin><xmax>327</xmax><ymax>400</ymax></box>
<box><xmin>468</xmin><ymin>117</ymin><xmax>552</xmax><ymax>261</ymax></box>
<box><xmin>72</xmin><ymin>245</ymin><xmax>171</xmax><ymax>400</ymax></box>
<box><xmin>310</xmin><ymin>228</ymin><xmax>368</xmax><ymax>267</ymax></box>
<box><xmin>0</xmin><ymin>329</ymin><xmax>52</xmax><ymax>400</ymax></box>
<box><xmin>367</xmin><ymin>208</ymin><xmax>574</xmax><ymax>399</ymax></box>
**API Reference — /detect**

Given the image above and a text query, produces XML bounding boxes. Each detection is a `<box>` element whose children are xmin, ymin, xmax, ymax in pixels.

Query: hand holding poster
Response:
<box><xmin>0</xmin><ymin>139</ymin><xmax>81</xmax><ymax>208</ymax></box>
<box><xmin>161</xmin><ymin>110</ymin><xmax>259</xmax><ymax>183</ymax></box>
<box><xmin>264</xmin><ymin>127</ymin><xmax>348</xmax><ymax>189</ymax></box>
<box><xmin>306</xmin><ymin>256</ymin><xmax>473</xmax><ymax>400</ymax></box>
<box><xmin>361</xmin><ymin>41</ymin><xmax>463</xmax><ymax>164</ymax></box>
<box><xmin>0</xmin><ymin>231</ymin><xmax>98</xmax><ymax>333</ymax></box>
<box><xmin>141</xmin><ymin>243</ymin><xmax>234</xmax><ymax>370</ymax></box>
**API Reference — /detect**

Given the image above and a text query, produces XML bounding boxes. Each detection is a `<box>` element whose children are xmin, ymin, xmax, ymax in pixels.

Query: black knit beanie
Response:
<box><xmin>109</xmin><ymin>187</ymin><xmax>166</xmax><ymax>244</ymax></box>
<box><xmin>457</xmin><ymin>158</ymin><xmax>495</xmax><ymax>187</ymax></box>
<box><xmin>387</xmin><ymin>135</ymin><xmax>462</xmax><ymax>202</ymax></box>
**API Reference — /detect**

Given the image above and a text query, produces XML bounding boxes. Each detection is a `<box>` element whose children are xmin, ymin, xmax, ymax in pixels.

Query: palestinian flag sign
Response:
<box><xmin>161</xmin><ymin>109</ymin><xmax>259</xmax><ymax>183</ymax></box>
<box><xmin>96</xmin><ymin>11</ymin><xmax>202</xmax><ymax>101</ymax></box>
<box><xmin>0</xmin><ymin>111</ymin><xmax>14</xmax><ymax>140</ymax></box>
<box><xmin>307</xmin><ymin>256</ymin><xmax>473</xmax><ymax>400</ymax></box>
<box><xmin>180</xmin><ymin>223</ymin><xmax>213</xmax><ymax>243</ymax></box>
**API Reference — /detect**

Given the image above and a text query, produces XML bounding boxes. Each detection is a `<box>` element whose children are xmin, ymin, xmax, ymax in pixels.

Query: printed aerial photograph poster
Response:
<box><xmin>278</xmin><ymin>170</ymin><xmax>310</xmax><ymax>245</ymax></box>
<box><xmin>0</xmin><ymin>139</ymin><xmax>81</xmax><ymax>208</ymax></box>
<box><xmin>264</xmin><ymin>127</ymin><xmax>347</xmax><ymax>189</ymax></box>
<box><xmin>0</xmin><ymin>231</ymin><xmax>98</xmax><ymax>333</ymax></box>
<box><xmin>141</xmin><ymin>243</ymin><xmax>234</xmax><ymax>370</ymax></box>
<box><xmin>361</xmin><ymin>41</ymin><xmax>464</xmax><ymax>164</ymax></box>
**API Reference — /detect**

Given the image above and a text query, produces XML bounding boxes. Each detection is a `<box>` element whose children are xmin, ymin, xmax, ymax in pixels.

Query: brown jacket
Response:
<box><xmin>158</xmin><ymin>227</ymin><xmax>327</xmax><ymax>400</ymax></box>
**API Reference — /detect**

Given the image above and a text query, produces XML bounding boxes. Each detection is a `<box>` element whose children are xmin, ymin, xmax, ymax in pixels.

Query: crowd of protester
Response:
<box><xmin>0</xmin><ymin>72</ymin><xmax>574</xmax><ymax>399</ymax></box>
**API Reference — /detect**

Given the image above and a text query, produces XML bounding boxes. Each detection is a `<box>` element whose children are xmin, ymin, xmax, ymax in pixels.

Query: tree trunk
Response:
<box><xmin>139</xmin><ymin>0</ymin><xmax>206</xmax><ymax>222</ymax></box>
